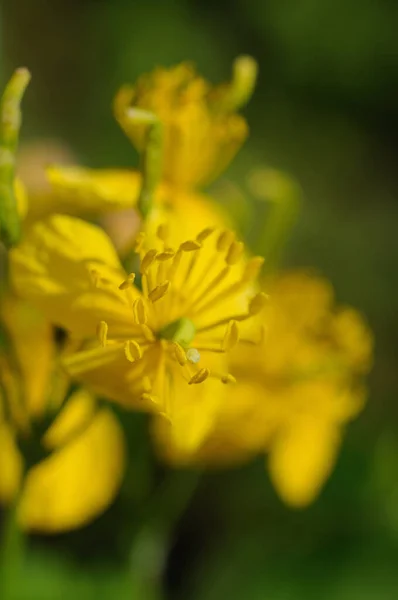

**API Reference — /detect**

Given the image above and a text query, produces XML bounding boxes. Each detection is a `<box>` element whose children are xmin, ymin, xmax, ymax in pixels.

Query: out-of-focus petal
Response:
<box><xmin>268</xmin><ymin>416</ymin><xmax>341</xmax><ymax>507</ymax></box>
<box><xmin>10</xmin><ymin>215</ymin><xmax>133</xmax><ymax>337</ymax></box>
<box><xmin>18</xmin><ymin>390</ymin><xmax>126</xmax><ymax>532</ymax></box>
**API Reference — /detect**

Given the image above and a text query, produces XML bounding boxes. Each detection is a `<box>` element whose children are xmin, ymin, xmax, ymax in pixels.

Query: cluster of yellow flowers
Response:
<box><xmin>0</xmin><ymin>58</ymin><xmax>373</xmax><ymax>533</ymax></box>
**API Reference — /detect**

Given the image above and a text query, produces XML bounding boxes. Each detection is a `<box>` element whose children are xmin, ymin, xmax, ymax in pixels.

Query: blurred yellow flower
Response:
<box><xmin>43</xmin><ymin>57</ymin><xmax>257</xmax><ymax>248</ymax></box>
<box><xmin>10</xmin><ymin>214</ymin><xmax>266</xmax><ymax>452</ymax></box>
<box><xmin>0</xmin><ymin>295</ymin><xmax>126</xmax><ymax>533</ymax></box>
<box><xmin>114</xmin><ymin>59</ymin><xmax>253</xmax><ymax>189</ymax></box>
<box><xmin>153</xmin><ymin>271</ymin><xmax>373</xmax><ymax>507</ymax></box>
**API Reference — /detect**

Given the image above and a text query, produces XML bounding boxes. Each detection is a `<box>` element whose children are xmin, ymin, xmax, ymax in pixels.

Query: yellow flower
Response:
<box><xmin>114</xmin><ymin>59</ymin><xmax>253</xmax><ymax>189</ymax></box>
<box><xmin>42</xmin><ymin>57</ymin><xmax>257</xmax><ymax>248</ymax></box>
<box><xmin>153</xmin><ymin>271</ymin><xmax>373</xmax><ymax>507</ymax></box>
<box><xmin>10</xmin><ymin>214</ymin><xmax>266</xmax><ymax>452</ymax></box>
<box><xmin>0</xmin><ymin>295</ymin><xmax>126</xmax><ymax>532</ymax></box>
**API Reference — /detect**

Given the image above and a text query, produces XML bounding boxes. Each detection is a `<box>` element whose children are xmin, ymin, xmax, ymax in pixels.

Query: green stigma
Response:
<box><xmin>159</xmin><ymin>317</ymin><xmax>196</xmax><ymax>347</ymax></box>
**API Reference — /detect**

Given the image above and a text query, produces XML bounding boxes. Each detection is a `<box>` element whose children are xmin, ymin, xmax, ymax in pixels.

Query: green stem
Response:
<box><xmin>125</xmin><ymin>107</ymin><xmax>163</xmax><ymax>220</ymax></box>
<box><xmin>0</xmin><ymin>474</ymin><xmax>26</xmax><ymax>599</ymax></box>
<box><xmin>129</xmin><ymin>469</ymin><xmax>202</xmax><ymax>599</ymax></box>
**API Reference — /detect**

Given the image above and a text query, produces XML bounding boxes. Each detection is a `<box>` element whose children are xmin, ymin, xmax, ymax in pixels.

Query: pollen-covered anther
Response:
<box><xmin>225</xmin><ymin>240</ymin><xmax>244</xmax><ymax>266</ymax></box>
<box><xmin>186</xmin><ymin>348</ymin><xmax>201</xmax><ymax>364</ymax></box>
<box><xmin>221</xmin><ymin>374</ymin><xmax>236</xmax><ymax>384</ymax></box>
<box><xmin>222</xmin><ymin>320</ymin><xmax>239</xmax><ymax>351</ymax></box>
<box><xmin>173</xmin><ymin>342</ymin><xmax>188</xmax><ymax>366</ymax></box>
<box><xmin>96</xmin><ymin>320</ymin><xmax>108</xmax><ymax>347</ymax></box>
<box><xmin>180</xmin><ymin>240</ymin><xmax>202</xmax><ymax>252</ymax></box>
<box><xmin>140</xmin><ymin>249</ymin><xmax>158</xmax><ymax>274</ymax></box>
<box><xmin>119</xmin><ymin>272</ymin><xmax>136</xmax><ymax>289</ymax></box>
<box><xmin>124</xmin><ymin>340</ymin><xmax>143</xmax><ymax>362</ymax></box>
<box><xmin>196</xmin><ymin>227</ymin><xmax>214</xmax><ymax>243</ymax></box>
<box><xmin>148</xmin><ymin>280</ymin><xmax>170</xmax><ymax>303</ymax></box>
<box><xmin>217</xmin><ymin>230</ymin><xmax>234</xmax><ymax>252</ymax></box>
<box><xmin>248</xmin><ymin>292</ymin><xmax>269</xmax><ymax>315</ymax></box>
<box><xmin>188</xmin><ymin>368</ymin><xmax>210</xmax><ymax>385</ymax></box>
<box><xmin>156</xmin><ymin>249</ymin><xmax>175</xmax><ymax>261</ymax></box>
<box><xmin>133</xmin><ymin>297</ymin><xmax>148</xmax><ymax>324</ymax></box>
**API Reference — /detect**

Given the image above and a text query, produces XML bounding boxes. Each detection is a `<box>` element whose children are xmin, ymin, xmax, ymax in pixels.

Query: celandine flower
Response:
<box><xmin>0</xmin><ymin>295</ymin><xmax>126</xmax><ymax>532</ymax></box>
<box><xmin>153</xmin><ymin>271</ymin><xmax>373</xmax><ymax>506</ymax></box>
<box><xmin>43</xmin><ymin>57</ymin><xmax>257</xmax><ymax>250</ymax></box>
<box><xmin>114</xmin><ymin>58</ymin><xmax>254</xmax><ymax>189</ymax></box>
<box><xmin>11</xmin><ymin>214</ymin><xmax>266</xmax><ymax>451</ymax></box>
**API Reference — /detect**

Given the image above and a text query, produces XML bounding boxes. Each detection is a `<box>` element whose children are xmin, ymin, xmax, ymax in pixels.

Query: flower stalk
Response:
<box><xmin>126</xmin><ymin>108</ymin><xmax>163</xmax><ymax>220</ymax></box>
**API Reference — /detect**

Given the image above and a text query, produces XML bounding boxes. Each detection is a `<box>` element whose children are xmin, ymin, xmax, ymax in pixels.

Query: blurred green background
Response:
<box><xmin>1</xmin><ymin>0</ymin><xmax>398</xmax><ymax>598</ymax></box>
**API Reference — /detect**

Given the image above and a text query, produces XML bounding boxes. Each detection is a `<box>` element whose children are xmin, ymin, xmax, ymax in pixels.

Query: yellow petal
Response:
<box><xmin>18</xmin><ymin>390</ymin><xmax>126</xmax><ymax>532</ymax></box>
<box><xmin>1</xmin><ymin>295</ymin><xmax>53</xmax><ymax>416</ymax></box>
<box><xmin>268</xmin><ymin>416</ymin><xmax>341</xmax><ymax>507</ymax></box>
<box><xmin>45</xmin><ymin>166</ymin><xmax>141</xmax><ymax>217</ymax></box>
<box><xmin>10</xmin><ymin>214</ymin><xmax>132</xmax><ymax>337</ymax></box>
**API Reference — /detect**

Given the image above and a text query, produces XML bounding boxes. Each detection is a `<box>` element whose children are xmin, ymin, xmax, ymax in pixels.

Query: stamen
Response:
<box><xmin>222</xmin><ymin>320</ymin><xmax>239</xmax><ymax>351</ymax></box>
<box><xmin>140</xmin><ymin>249</ymin><xmax>158</xmax><ymax>274</ymax></box>
<box><xmin>225</xmin><ymin>241</ymin><xmax>244</xmax><ymax>266</ymax></box>
<box><xmin>221</xmin><ymin>374</ymin><xmax>236</xmax><ymax>384</ymax></box>
<box><xmin>124</xmin><ymin>340</ymin><xmax>143</xmax><ymax>362</ymax></box>
<box><xmin>189</xmin><ymin>265</ymin><xmax>230</xmax><ymax>310</ymax></box>
<box><xmin>141</xmin><ymin>392</ymin><xmax>159</xmax><ymax>405</ymax></box>
<box><xmin>249</xmin><ymin>292</ymin><xmax>268</xmax><ymax>315</ymax></box>
<box><xmin>167</xmin><ymin>248</ymin><xmax>183</xmax><ymax>282</ymax></box>
<box><xmin>196</xmin><ymin>227</ymin><xmax>214</xmax><ymax>243</ymax></box>
<box><xmin>119</xmin><ymin>273</ymin><xmax>136</xmax><ymax>290</ymax></box>
<box><xmin>148</xmin><ymin>280</ymin><xmax>170</xmax><ymax>303</ymax></box>
<box><xmin>133</xmin><ymin>297</ymin><xmax>148</xmax><ymax>324</ymax></box>
<box><xmin>156</xmin><ymin>223</ymin><xmax>169</xmax><ymax>243</ymax></box>
<box><xmin>188</xmin><ymin>368</ymin><xmax>210</xmax><ymax>385</ymax></box>
<box><xmin>217</xmin><ymin>230</ymin><xmax>234</xmax><ymax>252</ymax></box>
<box><xmin>96</xmin><ymin>320</ymin><xmax>108</xmax><ymax>347</ymax></box>
<box><xmin>180</xmin><ymin>240</ymin><xmax>202</xmax><ymax>252</ymax></box>
<box><xmin>173</xmin><ymin>342</ymin><xmax>187</xmax><ymax>366</ymax></box>
<box><xmin>186</xmin><ymin>348</ymin><xmax>201</xmax><ymax>364</ymax></box>
<box><xmin>134</xmin><ymin>232</ymin><xmax>146</xmax><ymax>252</ymax></box>
<box><xmin>156</xmin><ymin>249</ymin><xmax>175</xmax><ymax>261</ymax></box>
<box><xmin>242</xmin><ymin>256</ymin><xmax>264</xmax><ymax>281</ymax></box>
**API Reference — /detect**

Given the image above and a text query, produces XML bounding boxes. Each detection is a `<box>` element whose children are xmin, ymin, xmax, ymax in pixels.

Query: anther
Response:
<box><xmin>156</xmin><ymin>223</ymin><xmax>169</xmax><ymax>242</ymax></box>
<box><xmin>180</xmin><ymin>240</ymin><xmax>202</xmax><ymax>252</ymax></box>
<box><xmin>226</xmin><ymin>240</ymin><xmax>244</xmax><ymax>266</ymax></box>
<box><xmin>249</xmin><ymin>292</ymin><xmax>269</xmax><ymax>315</ymax></box>
<box><xmin>217</xmin><ymin>230</ymin><xmax>234</xmax><ymax>252</ymax></box>
<box><xmin>186</xmin><ymin>348</ymin><xmax>201</xmax><ymax>364</ymax></box>
<box><xmin>196</xmin><ymin>227</ymin><xmax>214</xmax><ymax>243</ymax></box>
<box><xmin>96</xmin><ymin>321</ymin><xmax>108</xmax><ymax>347</ymax></box>
<box><xmin>119</xmin><ymin>273</ymin><xmax>136</xmax><ymax>289</ymax></box>
<box><xmin>221</xmin><ymin>374</ymin><xmax>236</xmax><ymax>384</ymax></box>
<box><xmin>222</xmin><ymin>320</ymin><xmax>239</xmax><ymax>351</ymax></box>
<box><xmin>188</xmin><ymin>368</ymin><xmax>210</xmax><ymax>385</ymax></box>
<box><xmin>156</xmin><ymin>249</ymin><xmax>175</xmax><ymax>261</ymax></box>
<box><xmin>124</xmin><ymin>340</ymin><xmax>142</xmax><ymax>362</ymax></box>
<box><xmin>173</xmin><ymin>342</ymin><xmax>187</xmax><ymax>366</ymax></box>
<box><xmin>140</xmin><ymin>249</ymin><xmax>158</xmax><ymax>274</ymax></box>
<box><xmin>133</xmin><ymin>297</ymin><xmax>148</xmax><ymax>324</ymax></box>
<box><xmin>148</xmin><ymin>280</ymin><xmax>170</xmax><ymax>303</ymax></box>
